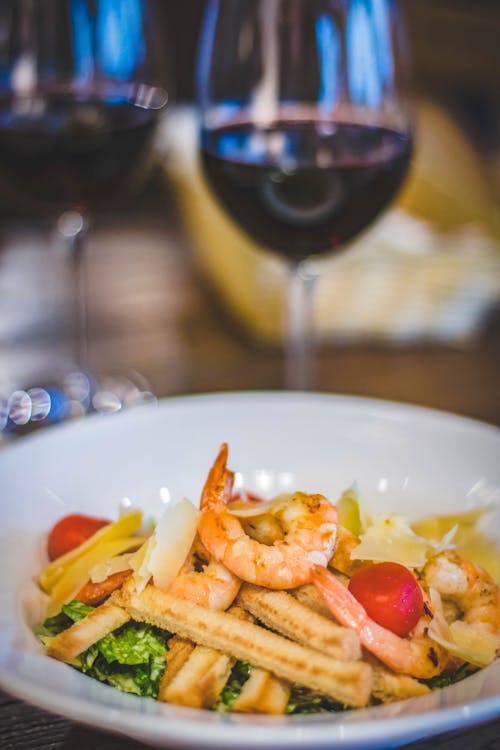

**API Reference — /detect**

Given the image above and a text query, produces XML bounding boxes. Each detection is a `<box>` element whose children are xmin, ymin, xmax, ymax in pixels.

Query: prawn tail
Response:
<box><xmin>200</xmin><ymin>443</ymin><xmax>231</xmax><ymax>509</ymax></box>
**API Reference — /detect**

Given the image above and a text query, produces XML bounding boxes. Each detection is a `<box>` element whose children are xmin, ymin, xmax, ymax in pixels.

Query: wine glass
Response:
<box><xmin>0</xmin><ymin>0</ymin><xmax>169</xmax><ymax>432</ymax></box>
<box><xmin>197</xmin><ymin>0</ymin><xmax>413</xmax><ymax>389</ymax></box>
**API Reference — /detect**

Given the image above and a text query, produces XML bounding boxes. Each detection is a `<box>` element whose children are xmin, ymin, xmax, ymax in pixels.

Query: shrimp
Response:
<box><xmin>312</xmin><ymin>565</ymin><xmax>448</xmax><ymax>678</ymax></box>
<box><xmin>197</xmin><ymin>444</ymin><xmax>338</xmax><ymax>589</ymax></box>
<box><xmin>168</xmin><ymin>536</ymin><xmax>241</xmax><ymax>611</ymax></box>
<box><xmin>422</xmin><ymin>551</ymin><xmax>500</xmax><ymax>638</ymax></box>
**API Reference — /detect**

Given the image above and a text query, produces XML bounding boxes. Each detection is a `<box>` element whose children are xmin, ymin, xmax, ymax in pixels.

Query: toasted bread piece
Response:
<box><xmin>227</xmin><ymin>604</ymin><xmax>253</xmax><ymax>622</ymax></box>
<box><xmin>230</xmin><ymin>605</ymin><xmax>291</xmax><ymax>714</ymax></box>
<box><xmin>372</xmin><ymin>667</ymin><xmax>431</xmax><ymax>702</ymax></box>
<box><xmin>231</xmin><ymin>668</ymin><xmax>290</xmax><ymax>714</ymax></box>
<box><xmin>238</xmin><ymin>584</ymin><xmax>361</xmax><ymax>661</ymax></box>
<box><xmin>256</xmin><ymin>674</ymin><xmax>291</xmax><ymax>715</ymax></box>
<box><xmin>158</xmin><ymin>636</ymin><xmax>195</xmax><ymax>699</ymax></box>
<box><xmin>292</xmin><ymin>583</ymin><xmax>335</xmax><ymax>618</ymax></box>
<box><xmin>114</xmin><ymin>584</ymin><xmax>372</xmax><ymax>707</ymax></box>
<box><xmin>163</xmin><ymin>645</ymin><xmax>234</xmax><ymax>708</ymax></box>
<box><xmin>46</xmin><ymin>603</ymin><xmax>130</xmax><ymax>663</ymax></box>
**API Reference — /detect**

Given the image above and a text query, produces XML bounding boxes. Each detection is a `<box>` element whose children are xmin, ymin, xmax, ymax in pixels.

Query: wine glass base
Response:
<box><xmin>0</xmin><ymin>370</ymin><xmax>156</xmax><ymax>437</ymax></box>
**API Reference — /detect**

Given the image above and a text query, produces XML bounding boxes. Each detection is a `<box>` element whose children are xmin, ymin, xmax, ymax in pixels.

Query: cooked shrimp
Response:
<box><xmin>198</xmin><ymin>444</ymin><xmax>338</xmax><ymax>589</ymax></box>
<box><xmin>168</xmin><ymin>536</ymin><xmax>241</xmax><ymax>611</ymax></box>
<box><xmin>422</xmin><ymin>551</ymin><xmax>500</xmax><ymax>638</ymax></box>
<box><xmin>312</xmin><ymin>565</ymin><xmax>448</xmax><ymax>678</ymax></box>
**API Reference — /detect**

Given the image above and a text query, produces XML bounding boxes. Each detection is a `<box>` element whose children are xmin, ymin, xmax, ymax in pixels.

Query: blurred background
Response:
<box><xmin>0</xmin><ymin>0</ymin><xmax>499</xmax><ymax>430</ymax></box>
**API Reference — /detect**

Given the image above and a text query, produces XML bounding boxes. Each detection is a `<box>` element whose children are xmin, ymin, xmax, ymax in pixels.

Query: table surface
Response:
<box><xmin>0</xmin><ymin>165</ymin><xmax>499</xmax><ymax>748</ymax></box>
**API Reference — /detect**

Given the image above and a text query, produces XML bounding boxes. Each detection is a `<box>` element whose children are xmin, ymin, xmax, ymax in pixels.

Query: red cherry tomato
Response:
<box><xmin>47</xmin><ymin>513</ymin><xmax>110</xmax><ymax>561</ymax></box>
<box><xmin>348</xmin><ymin>562</ymin><xmax>424</xmax><ymax>637</ymax></box>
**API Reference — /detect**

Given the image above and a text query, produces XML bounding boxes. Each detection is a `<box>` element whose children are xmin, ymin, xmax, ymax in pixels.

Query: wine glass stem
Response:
<box><xmin>58</xmin><ymin>211</ymin><xmax>89</xmax><ymax>374</ymax></box>
<box><xmin>285</xmin><ymin>260</ymin><xmax>319</xmax><ymax>391</ymax></box>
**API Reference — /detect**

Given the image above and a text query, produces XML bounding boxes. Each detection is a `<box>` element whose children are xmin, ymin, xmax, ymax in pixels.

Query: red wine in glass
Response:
<box><xmin>197</xmin><ymin>0</ymin><xmax>414</xmax><ymax>390</ymax></box>
<box><xmin>0</xmin><ymin>0</ymin><xmax>170</xmax><ymax>434</ymax></box>
<box><xmin>201</xmin><ymin>120</ymin><xmax>412</xmax><ymax>261</ymax></box>
<box><xmin>0</xmin><ymin>88</ymin><xmax>165</xmax><ymax>214</ymax></box>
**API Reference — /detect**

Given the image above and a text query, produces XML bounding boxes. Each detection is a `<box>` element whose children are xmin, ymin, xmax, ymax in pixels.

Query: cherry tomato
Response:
<box><xmin>47</xmin><ymin>513</ymin><xmax>110</xmax><ymax>561</ymax></box>
<box><xmin>348</xmin><ymin>562</ymin><xmax>424</xmax><ymax>637</ymax></box>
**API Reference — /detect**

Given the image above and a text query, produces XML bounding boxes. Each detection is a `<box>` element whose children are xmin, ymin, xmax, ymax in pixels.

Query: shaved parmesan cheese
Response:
<box><xmin>227</xmin><ymin>494</ymin><xmax>293</xmax><ymax>518</ymax></box>
<box><xmin>351</xmin><ymin>514</ymin><xmax>456</xmax><ymax>569</ymax></box>
<box><xmin>89</xmin><ymin>552</ymin><xmax>136</xmax><ymax>584</ymax></box>
<box><xmin>412</xmin><ymin>507</ymin><xmax>489</xmax><ymax>539</ymax></box>
<box><xmin>147</xmin><ymin>498</ymin><xmax>199</xmax><ymax>591</ymax></box>
<box><xmin>447</xmin><ymin>622</ymin><xmax>500</xmax><ymax>667</ymax></box>
<box><xmin>412</xmin><ymin>506</ymin><xmax>500</xmax><ymax>584</ymax></box>
<box><xmin>337</xmin><ymin>488</ymin><xmax>362</xmax><ymax>536</ymax></box>
<box><xmin>428</xmin><ymin>588</ymin><xmax>499</xmax><ymax>668</ymax></box>
<box><xmin>129</xmin><ymin>537</ymin><xmax>155</xmax><ymax>593</ymax></box>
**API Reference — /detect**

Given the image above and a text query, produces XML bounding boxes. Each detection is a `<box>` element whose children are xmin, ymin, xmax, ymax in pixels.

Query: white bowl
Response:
<box><xmin>1</xmin><ymin>392</ymin><xmax>499</xmax><ymax>749</ymax></box>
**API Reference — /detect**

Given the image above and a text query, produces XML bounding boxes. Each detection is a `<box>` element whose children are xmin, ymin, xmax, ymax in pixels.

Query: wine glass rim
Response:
<box><xmin>0</xmin><ymin>81</ymin><xmax>168</xmax><ymax>110</ymax></box>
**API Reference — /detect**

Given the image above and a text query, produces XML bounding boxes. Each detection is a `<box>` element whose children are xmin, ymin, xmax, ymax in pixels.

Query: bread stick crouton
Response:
<box><xmin>46</xmin><ymin>603</ymin><xmax>130</xmax><ymax>663</ymax></box>
<box><xmin>158</xmin><ymin>636</ymin><xmax>195</xmax><ymax>700</ymax></box>
<box><xmin>231</xmin><ymin>668</ymin><xmax>290</xmax><ymax>714</ymax></box>
<box><xmin>292</xmin><ymin>583</ymin><xmax>336</xmax><ymax>619</ymax></box>
<box><xmin>372</xmin><ymin>667</ymin><xmax>431</xmax><ymax>702</ymax></box>
<box><xmin>163</xmin><ymin>645</ymin><xmax>235</xmax><ymax>708</ymax></box>
<box><xmin>238</xmin><ymin>584</ymin><xmax>361</xmax><ymax>661</ymax></box>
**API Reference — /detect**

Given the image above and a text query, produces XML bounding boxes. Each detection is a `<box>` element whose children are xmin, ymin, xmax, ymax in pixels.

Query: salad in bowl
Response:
<box><xmin>35</xmin><ymin>443</ymin><xmax>500</xmax><ymax>715</ymax></box>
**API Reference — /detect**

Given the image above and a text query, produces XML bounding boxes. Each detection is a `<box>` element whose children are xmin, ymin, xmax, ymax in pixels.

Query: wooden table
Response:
<box><xmin>0</xmin><ymin>170</ymin><xmax>499</xmax><ymax>748</ymax></box>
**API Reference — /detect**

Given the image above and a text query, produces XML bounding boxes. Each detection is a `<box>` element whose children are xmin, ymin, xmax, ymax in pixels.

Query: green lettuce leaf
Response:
<box><xmin>97</xmin><ymin>622</ymin><xmax>167</xmax><ymax>666</ymax></box>
<box><xmin>418</xmin><ymin>663</ymin><xmax>474</xmax><ymax>690</ymax></box>
<box><xmin>79</xmin><ymin>620</ymin><xmax>169</xmax><ymax>698</ymax></box>
<box><xmin>62</xmin><ymin>600</ymin><xmax>95</xmax><ymax>622</ymax></box>
<box><xmin>286</xmin><ymin>686</ymin><xmax>345</xmax><ymax>714</ymax></box>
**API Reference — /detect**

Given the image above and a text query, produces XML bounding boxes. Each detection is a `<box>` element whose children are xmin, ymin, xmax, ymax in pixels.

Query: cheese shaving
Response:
<box><xmin>351</xmin><ymin>514</ymin><xmax>456</xmax><ymax>569</ymax></box>
<box><xmin>227</xmin><ymin>494</ymin><xmax>293</xmax><ymax>518</ymax></box>
<box><xmin>428</xmin><ymin>588</ymin><xmax>499</xmax><ymax>668</ymax></box>
<box><xmin>147</xmin><ymin>498</ymin><xmax>200</xmax><ymax>591</ymax></box>
<box><xmin>89</xmin><ymin>552</ymin><xmax>136</xmax><ymax>584</ymax></box>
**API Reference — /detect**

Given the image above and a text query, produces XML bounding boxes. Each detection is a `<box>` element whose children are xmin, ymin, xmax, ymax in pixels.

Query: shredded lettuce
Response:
<box><xmin>39</xmin><ymin>600</ymin><xmax>170</xmax><ymax>698</ymax></box>
<box><xmin>418</xmin><ymin>663</ymin><xmax>474</xmax><ymax>690</ymax></box>
<box><xmin>286</xmin><ymin>686</ymin><xmax>345</xmax><ymax>714</ymax></box>
<box><xmin>78</xmin><ymin>620</ymin><xmax>169</xmax><ymax>697</ymax></box>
